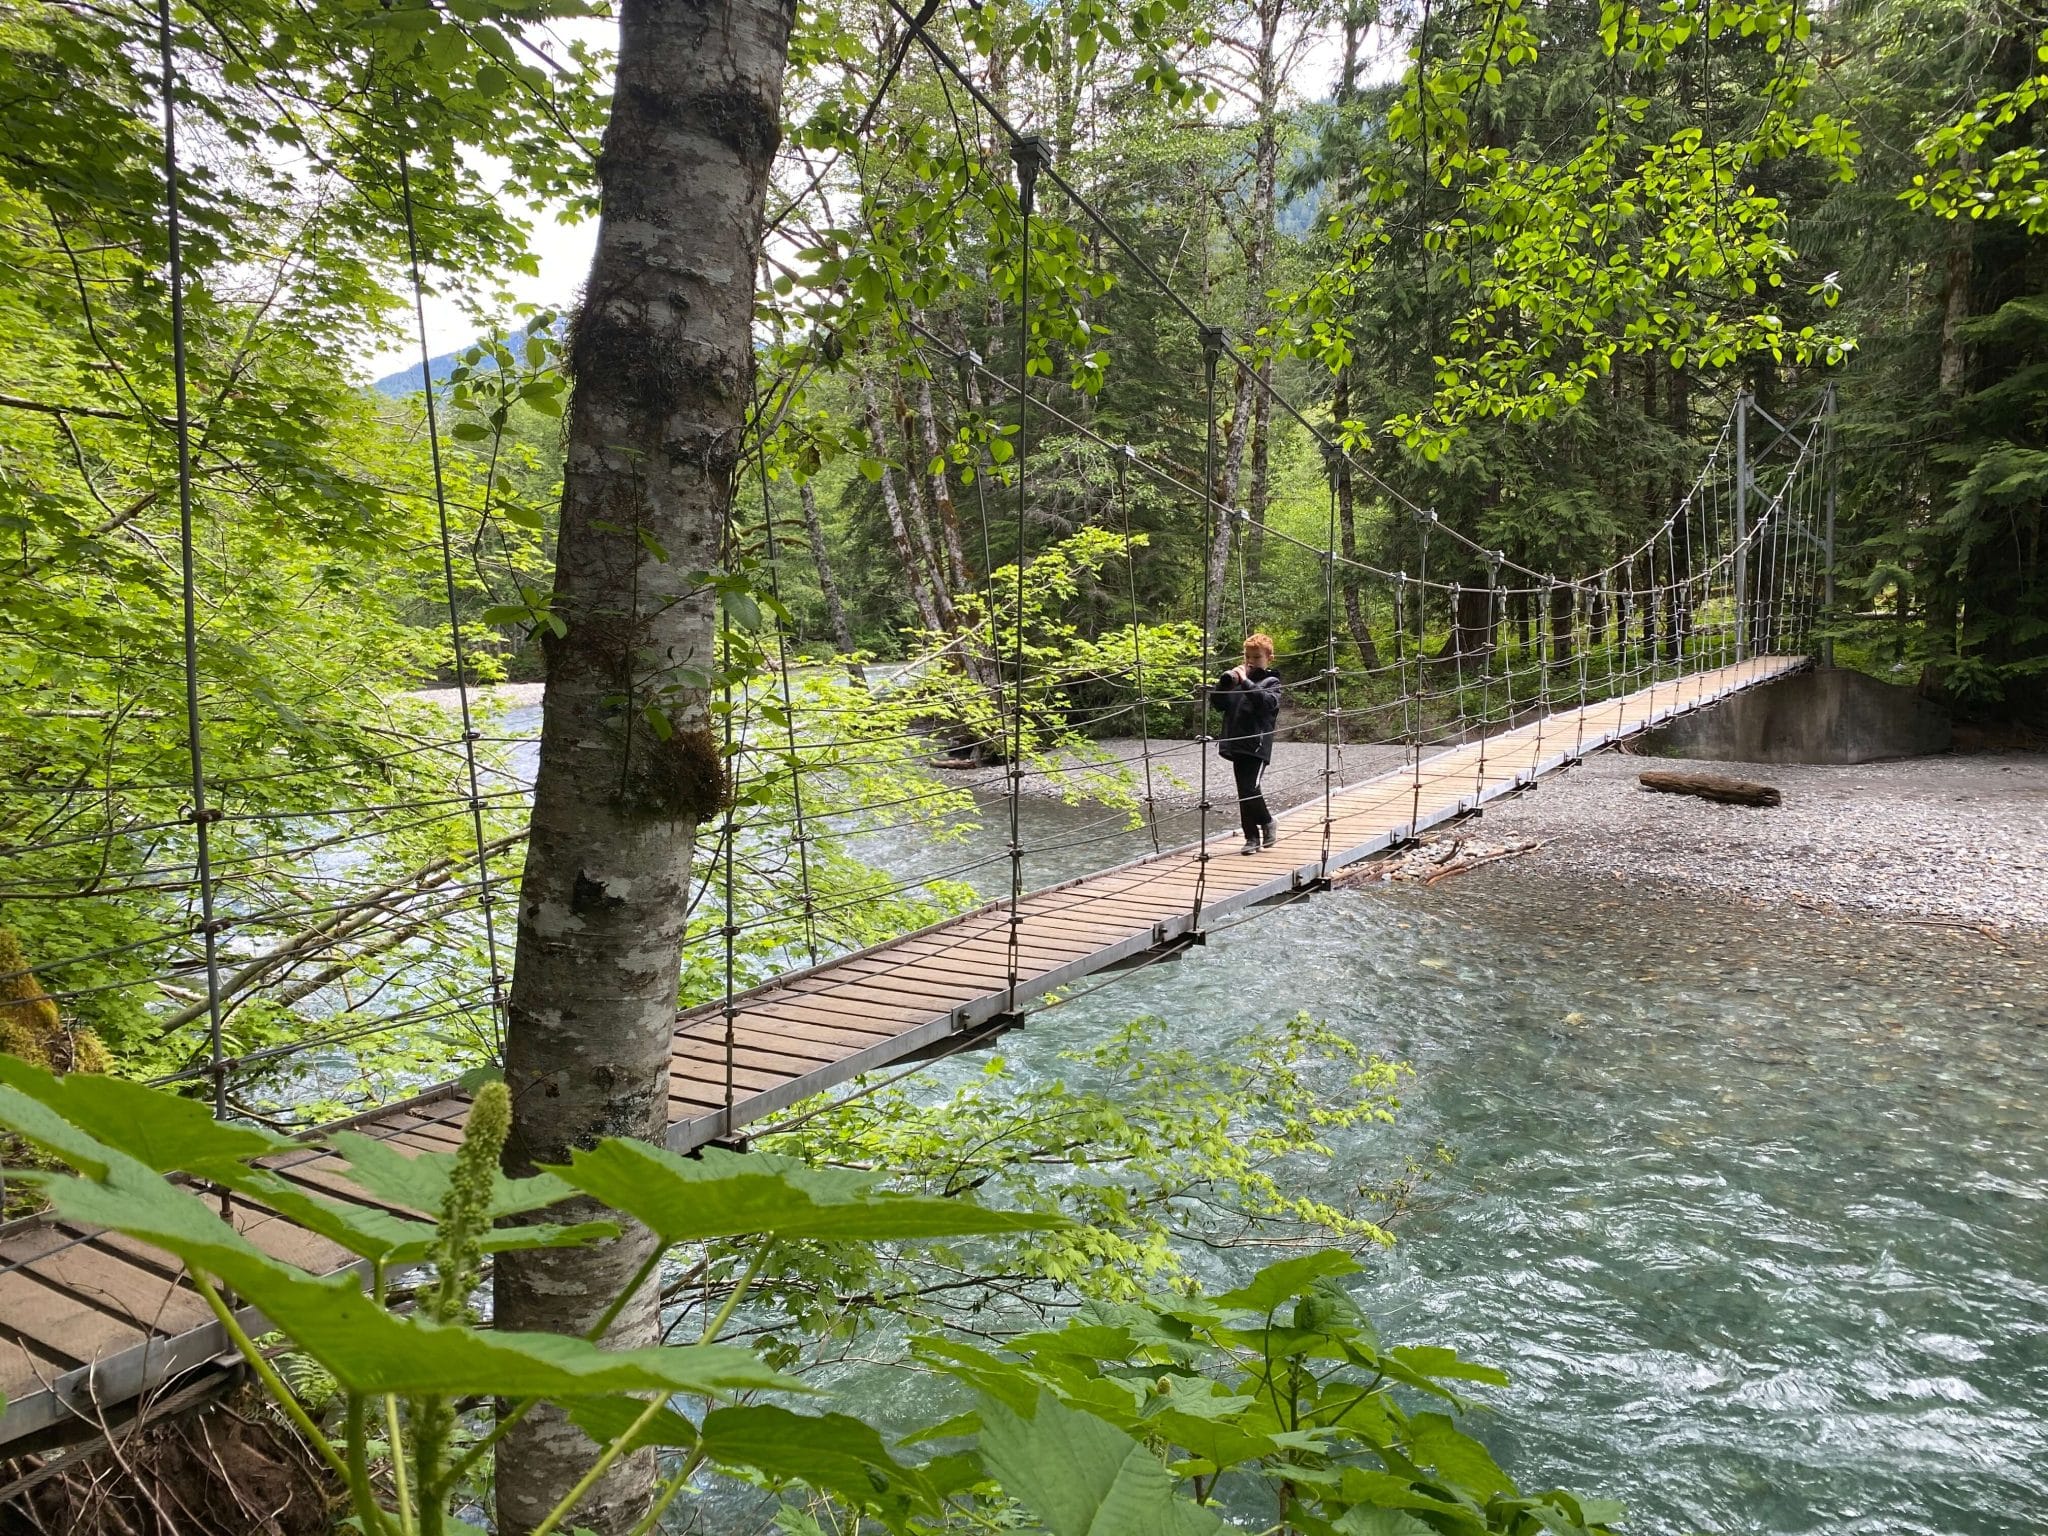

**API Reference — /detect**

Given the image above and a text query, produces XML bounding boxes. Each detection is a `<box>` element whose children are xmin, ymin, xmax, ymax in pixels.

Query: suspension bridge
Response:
<box><xmin>0</xmin><ymin>13</ymin><xmax>1847</xmax><ymax>1464</ymax></box>
<box><xmin>0</xmin><ymin>616</ymin><xmax>1822</xmax><ymax>1455</ymax></box>
<box><xmin>0</xmin><ymin>346</ymin><xmax>1838</xmax><ymax>1469</ymax></box>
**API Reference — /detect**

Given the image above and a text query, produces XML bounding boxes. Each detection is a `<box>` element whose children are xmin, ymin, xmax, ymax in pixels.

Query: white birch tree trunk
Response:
<box><xmin>493</xmin><ymin>0</ymin><xmax>796</xmax><ymax>1528</ymax></box>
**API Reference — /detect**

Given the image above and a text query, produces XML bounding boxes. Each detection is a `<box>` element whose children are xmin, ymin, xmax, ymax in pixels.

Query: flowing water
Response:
<box><xmin>871</xmin><ymin>793</ymin><xmax>2048</xmax><ymax>1536</ymax></box>
<box><xmin>492</xmin><ymin>701</ymin><xmax>2047</xmax><ymax>1531</ymax></box>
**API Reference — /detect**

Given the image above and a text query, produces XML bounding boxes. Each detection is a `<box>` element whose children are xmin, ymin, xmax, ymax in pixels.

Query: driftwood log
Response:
<box><xmin>1638</xmin><ymin>770</ymin><xmax>1782</xmax><ymax>807</ymax></box>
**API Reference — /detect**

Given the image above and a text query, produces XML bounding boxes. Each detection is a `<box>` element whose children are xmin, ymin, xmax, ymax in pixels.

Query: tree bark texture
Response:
<box><xmin>1939</xmin><ymin>204</ymin><xmax>1971</xmax><ymax>396</ymax></box>
<box><xmin>1204</xmin><ymin>361</ymin><xmax>1257</xmax><ymax>646</ymax></box>
<box><xmin>494</xmin><ymin>0</ymin><xmax>795</xmax><ymax>1529</ymax></box>
<box><xmin>1638</xmin><ymin>770</ymin><xmax>1782</xmax><ymax>808</ymax></box>
<box><xmin>1247</xmin><ymin>358</ymin><xmax>1273</xmax><ymax>590</ymax></box>
<box><xmin>912</xmin><ymin>365</ymin><xmax>972</xmax><ymax>592</ymax></box>
<box><xmin>1330</xmin><ymin>370</ymin><xmax>1380</xmax><ymax>671</ymax></box>
<box><xmin>859</xmin><ymin>374</ymin><xmax>944</xmax><ymax>635</ymax></box>
<box><xmin>891</xmin><ymin>388</ymin><xmax>958</xmax><ymax>632</ymax></box>
<box><xmin>1667</xmin><ymin>366</ymin><xmax>1693</xmax><ymax>652</ymax></box>
<box><xmin>1549</xmin><ymin>584</ymin><xmax>1576</xmax><ymax>669</ymax></box>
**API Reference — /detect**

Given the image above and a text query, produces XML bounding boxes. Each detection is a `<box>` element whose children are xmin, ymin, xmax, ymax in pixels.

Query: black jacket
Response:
<box><xmin>1209</xmin><ymin>666</ymin><xmax>1283</xmax><ymax>762</ymax></box>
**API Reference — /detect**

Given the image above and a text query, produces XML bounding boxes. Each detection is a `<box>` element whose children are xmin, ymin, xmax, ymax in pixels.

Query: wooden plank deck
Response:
<box><xmin>0</xmin><ymin>654</ymin><xmax>1805</xmax><ymax>1452</ymax></box>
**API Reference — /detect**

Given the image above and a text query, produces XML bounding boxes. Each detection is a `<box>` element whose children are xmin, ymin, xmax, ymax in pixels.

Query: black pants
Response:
<box><xmin>1228</xmin><ymin>755</ymin><xmax>1271</xmax><ymax>838</ymax></box>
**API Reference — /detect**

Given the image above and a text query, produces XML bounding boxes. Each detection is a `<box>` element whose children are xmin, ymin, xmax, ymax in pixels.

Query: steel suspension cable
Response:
<box><xmin>156</xmin><ymin>0</ymin><xmax>228</xmax><ymax>1118</ymax></box>
<box><xmin>397</xmin><ymin>149</ymin><xmax>509</xmax><ymax>1058</ymax></box>
<box><xmin>1319</xmin><ymin>466</ymin><xmax>1339</xmax><ymax>882</ymax></box>
<box><xmin>1192</xmin><ymin>326</ymin><xmax>1223</xmax><ymax>928</ymax></box>
<box><xmin>720</xmin><ymin>590</ymin><xmax>739</xmax><ymax>1117</ymax></box>
<box><xmin>1474</xmin><ymin>552</ymin><xmax>1501</xmax><ymax>797</ymax></box>
<box><xmin>1572</xmin><ymin>581</ymin><xmax>1592</xmax><ymax>757</ymax></box>
<box><xmin>1394</xmin><ymin>574</ymin><xmax>1416</xmax><ymax>833</ymax></box>
<box><xmin>1005</xmin><ymin>135</ymin><xmax>1046</xmax><ymax>1013</ymax></box>
<box><xmin>1639</xmin><ymin>548</ymin><xmax>1655</xmax><ymax>688</ymax></box>
<box><xmin>1112</xmin><ymin>446</ymin><xmax>1161</xmax><ymax>854</ymax></box>
<box><xmin>748</xmin><ymin>369</ymin><xmax>821</xmax><ymax>967</ymax></box>
<box><xmin>1531</xmin><ymin>576</ymin><xmax>1553</xmax><ymax>772</ymax></box>
<box><xmin>1661</xmin><ymin>519</ymin><xmax>1679</xmax><ymax>684</ymax></box>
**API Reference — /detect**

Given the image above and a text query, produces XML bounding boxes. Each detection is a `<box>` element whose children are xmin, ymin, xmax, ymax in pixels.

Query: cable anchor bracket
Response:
<box><xmin>1009</xmin><ymin>133</ymin><xmax>1048</xmax><ymax>216</ymax></box>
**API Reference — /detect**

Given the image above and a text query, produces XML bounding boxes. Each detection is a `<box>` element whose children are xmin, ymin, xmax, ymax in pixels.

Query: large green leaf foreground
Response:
<box><xmin>0</xmin><ymin>1056</ymin><xmax>1046</xmax><ymax>1431</ymax></box>
<box><xmin>0</xmin><ymin>1054</ymin><xmax>1626</xmax><ymax>1535</ymax></box>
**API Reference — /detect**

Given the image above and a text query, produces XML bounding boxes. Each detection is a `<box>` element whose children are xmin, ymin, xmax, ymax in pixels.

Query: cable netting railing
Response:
<box><xmin>0</xmin><ymin>349</ymin><xmax>1835</xmax><ymax>1156</ymax></box>
<box><xmin>0</xmin><ymin>0</ymin><xmax>1840</xmax><ymax>1180</ymax></box>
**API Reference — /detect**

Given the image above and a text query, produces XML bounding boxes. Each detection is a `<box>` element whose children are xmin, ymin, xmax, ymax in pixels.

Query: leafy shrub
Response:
<box><xmin>0</xmin><ymin>1055</ymin><xmax>1618</xmax><ymax>1535</ymax></box>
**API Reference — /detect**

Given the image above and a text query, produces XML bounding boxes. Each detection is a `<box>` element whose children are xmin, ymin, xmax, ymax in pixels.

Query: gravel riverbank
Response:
<box><xmin>1467</xmin><ymin>748</ymin><xmax>2048</xmax><ymax>934</ymax></box>
<box><xmin>980</xmin><ymin>739</ymin><xmax>2047</xmax><ymax>936</ymax></box>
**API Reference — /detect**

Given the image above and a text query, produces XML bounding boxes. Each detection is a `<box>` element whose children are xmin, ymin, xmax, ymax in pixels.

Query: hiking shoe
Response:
<box><xmin>1240</xmin><ymin>838</ymin><xmax>1260</xmax><ymax>856</ymax></box>
<box><xmin>1260</xmin><ymin>823</ymin><xmax>1277</xmax><ymax>849</ymax></box>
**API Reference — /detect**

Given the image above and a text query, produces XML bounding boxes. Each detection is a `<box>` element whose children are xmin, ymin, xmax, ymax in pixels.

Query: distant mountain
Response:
<box><xmin>369</xmin><ymin>319</ymin><xmax>565</xmax><ymax>398</ymax></box>
<box><xmin>371</xmin><ymin>347</ymin><xmax>465</xmax><ymax>398</ymax></box>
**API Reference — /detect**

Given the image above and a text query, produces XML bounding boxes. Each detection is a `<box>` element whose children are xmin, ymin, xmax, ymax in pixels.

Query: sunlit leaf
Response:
<box><xmin>977</xmin><ymin>1391</ymin><xmax>1226</xmax><ymax>1536</ymax></box>
<box><xmin>546</xmin><ymin>1141</ymin><xmax>1064</xmax><ymax>1243</ymax></box>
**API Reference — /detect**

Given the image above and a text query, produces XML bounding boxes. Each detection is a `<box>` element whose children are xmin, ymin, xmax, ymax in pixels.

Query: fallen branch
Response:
<box><xmin>1638</xmin><ymin>770</ymin><xmax>1781</xmax><ymax>807</ymax></box>
<box><xmin>152</xmin><ymin>832</ymin><xmax>521</xmax><ymax>1033</ymax></box>
<box><xmin>1423</xmin><ymin>844</ymin><xmax>1543</xmax><ymax>885</ymax></box>
<box><xmin>1337</xmin><ymin>835</ymin><xmax>1543</xmax><ymax>887</ymax></box>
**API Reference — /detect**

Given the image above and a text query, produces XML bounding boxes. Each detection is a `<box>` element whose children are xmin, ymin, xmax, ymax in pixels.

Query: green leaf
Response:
<box><xmin>0</xmin><ymin>1057</ymin><xmax>289</xmax><ymax>1173</ymax></box>
<box><xmin>1334</xmin><ymin>1511</ymin><xmax>1437</xmax><ymax>1536</ymax></box>
<box><xmin>1387</xmin><ymin>1345</ymin><xmax>1509</xmax><ymax>1389</ymax></box>
<box><xmin>567</xmin><ymin>1395</ymin><xmax>699</xmax><ymax>1452</ymax></box>
<box><xmin>1210</xmin><ymin>1251</ymin><xmax>1362</xmax><ymax>1314</ymax></box>
<box><xmin>0</xmin><ymin>1081</ymin><xmax>113</xmax><ymax>1180</ymax></box>
<box><xmin>703</xmin><ymin>1405</ymin><xmax>928</xmax><ymax>1507</ymax></box>
<box><xmin>1146</xmin><ymin>1408</ymin><xmax>1282</xmax><ymax>1474</ymax></box>
<box><xmin>569</xmin><ymin>1401</ymin><xmax>937</xmax><ymax>1518</ymax></box>
<box><xmin>215</xmin><ymin>1167</ymin><xmax>439</xmax><ymax>1264</ymax></box>
<box><xmin>978</xmin><ymin>1391</ymin><xmax>1226</xmax><ymax>1536</ymax></box>
<box><xmin>721</xmin><ymin>588</ymin><xmax>762</xmax><ymax>631</ymax></box>
<box><xmin>36</xmin><ymin>1161</ymin><xmax>791</xmax><ymax>1398</ymax></box>
<box><xmin>324</xmin><ymin>1129</ymin><xmax>579</xmax><ymax>1219</ymax></box>
<box><xmin>1406</xmin><ymin>1413</ymin><xmax>1514</xmax><ymax>1500</ymax></box>
<box><xmin>278</xmin><ymin>1289</ymin><xmax>792</xmax><ymax>1399</ymax></box>
<box><xmin>546</xmin><ymin>1141</ymin><xmax>1064</xmax><ymax>1244</ymax></box>
<box><xmin>474</xmin><ymin>1221</ymin><xmax>620</xmax><ymax>1257</ymax></box>
<box><xmin>1336</xmin><ymin>1468</ymin><xmax>1483</xmax><ymax>1520</ymax></box>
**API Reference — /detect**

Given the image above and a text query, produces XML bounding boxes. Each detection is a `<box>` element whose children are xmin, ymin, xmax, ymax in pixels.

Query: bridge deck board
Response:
<box><xmin>0</xmin><ymin>655</ymin><xmax>1803</xmax><ymax>1449</ymax></box>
